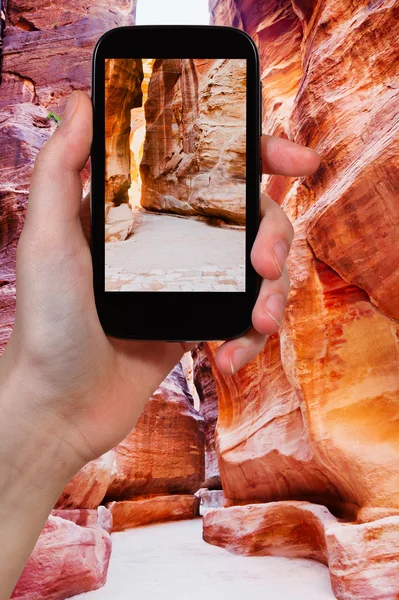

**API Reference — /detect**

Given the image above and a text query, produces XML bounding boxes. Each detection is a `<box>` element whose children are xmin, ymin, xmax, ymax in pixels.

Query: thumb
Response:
<box><xmin>25</xmin><ymin>91</ymin><xmax>92</xmax><ymax>232</ymax></box>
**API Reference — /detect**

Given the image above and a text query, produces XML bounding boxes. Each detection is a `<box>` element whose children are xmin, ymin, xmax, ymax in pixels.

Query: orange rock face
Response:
<box><xmin>11</xmin><ymin>509</ymin><xmax>112</xmax><ymax>600</ymax></box>
<box><xmin>55</xmin><ymin>450</ymin><xmax>116</xmax><ymax>510</ymax></box>
<box><xmin>106</xmin><ymin>362</ymin><xmax>205</xmax><ymax>500</ymax></box>
<box><xmin>204</xmin><ymin>502</ymin><xmax>399</xmax><ymax>599</ymax></box>
<box><xmin>192</xmin><ymin>344</ymin><xmax>220</xmax><ymax>482</ymax></box>
<box><xmin>203</xmin><ymin>501</ymin><xmax>338</xmax><ymax>563</ymax></box>
<box><xmin>104</xmin><ymin>58</ymin><xmax>143</xmax><ymax>207</ymax></box>
<box><xmin>140</xmin><ymin>58</ymin><xmax>247</xmax><ymax>225</ymax></box>
<box><xmin>106</xmin><ymin>495</ymin><xmax>199</xmax><ymax>532</ymax></box>
<box><xmin>209</xmin><ymin>1</ymin><xmax>399</xmax><ymax>598</ymax></box>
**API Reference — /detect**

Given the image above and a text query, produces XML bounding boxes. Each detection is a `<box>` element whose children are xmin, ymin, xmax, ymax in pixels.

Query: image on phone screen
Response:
<box><xmin>104</xmin><ymin>58</ymin><xmax>246</xmax><ymax>293</ymax></box>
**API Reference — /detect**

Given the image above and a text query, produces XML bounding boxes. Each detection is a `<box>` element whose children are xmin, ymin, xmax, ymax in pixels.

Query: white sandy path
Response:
<box><xmin>105</xmin><ymin>210</ymin><xmax>245</xmax><ymax>291</ymax></box>
<box><xmin>71</xmin><ymin>519</ymin><xmax>335</xmax><ymax>600</ymax></box>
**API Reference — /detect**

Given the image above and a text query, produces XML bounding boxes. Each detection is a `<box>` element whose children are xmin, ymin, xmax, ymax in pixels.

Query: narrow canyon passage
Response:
<box><xmin>71</xmin><ymin>520</ymin><xmax>335</xmax><ymax>600</ymax></box>
<box><xmin>105</xmin><ymin>58</ymin><xmax>247</xmax><ymax>292</ymax></box>
<box><xmin>105</xmin><ymin>209</ymin><xmax>245</xmax><ymax>291</ymax></box>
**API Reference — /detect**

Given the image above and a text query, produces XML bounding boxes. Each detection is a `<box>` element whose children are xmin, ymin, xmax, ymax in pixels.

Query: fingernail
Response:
<box><xmin>60</xmin><ymin>91</ymin><xmax>78</xmax><ymax>126</ymax></box>
<box><xmin>264</xmin><ymin>294</ymin><xmax>285</xmax><ymax>328</ymax></box>
<box><xmin>273</xmin><ymin>240</ymin><xmax>289</xmax><ymax>276</ymax></box>
<box><xmin>304</xmin><ymin>146</ymin><xmax>320</xmax><ymax>157</ymax></box>
<box><xmin>230</xmin><ymin>347</ymin><xmax>247</xmax><ymax>375</ymax></box>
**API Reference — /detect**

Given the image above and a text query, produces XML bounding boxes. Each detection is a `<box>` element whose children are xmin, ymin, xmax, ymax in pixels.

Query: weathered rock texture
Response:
<box><xmin>0</xmin><ymin>2</ymin><xmax>137</xmax><ymax>596</ymax></box>
<box><xmin>129</xmin><ymin>58</ymin><xmax>154</xmax><ymax>207</ymax></box>
<box><xmin>204</xmin><ymin>502</ymin><xmax>399</xmax><ymax>599</ymax></box>
<box><xmin>0</xmin><ymin>1</ymin><xmax>137</xmax><ymax>352</ymax></box>
<box><xmin>52</xmin><ymin>506</ymin><xmax>113</xmax><ymax>534</ymax></box>
<box><xmin>106</xmin><ymin>362</ymin><xmax>205</xmax><ymax>500</ymax></box>
<box><xmin>209</xmin><ymin>1</ymin><xmax>399</xmax><ymax>599</ymax></box>
<box><xmin>11</xmin><ymin>508</ymin><xmax>112</xmax><ymax>600</ymax></box>
<box><xmin>140</xmin><ymin>58</ymin><xmax>246</xmax><ymax>225</ymax></box>
<box><xmin>192</xmin><ymin>343</ymin><xmax>220</xmax><ymax>482</ymax></box>
<box><xmin>55</xmin><ymin>450</ymin><xmax>116</xmax><ymax>509</ymax></box>
<box><xmin>104</xmin><ymin>58</ymin><xmax>143</xmax><ymax>206</ymax></box>
<box><xmin>203</xmin><ymin>501</ymin><xmax>338</xmax><ymax>562</ymax></box>
<box><xmin>106</xmin><ymin>494</ymin><xmax>199</xmax><ymax>531</ymax></box>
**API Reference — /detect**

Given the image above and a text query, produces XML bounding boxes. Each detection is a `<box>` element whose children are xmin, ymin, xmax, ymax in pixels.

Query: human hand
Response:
<box><xmin>1</xmin><ymin>91</ymin><xmax>320</xmax><ymax>472</ymax></box>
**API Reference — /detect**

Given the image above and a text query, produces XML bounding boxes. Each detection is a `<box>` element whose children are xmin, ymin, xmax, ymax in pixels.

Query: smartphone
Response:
<box><xmin>91</xmin><ymin>25</ymin><xmax>261</xmax><ymax>341</ymax></box>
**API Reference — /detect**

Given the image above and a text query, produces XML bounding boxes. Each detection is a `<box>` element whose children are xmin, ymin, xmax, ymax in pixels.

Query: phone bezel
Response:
<box><xmin>91</xmin><ymin>25</ymin><xmax>261</xmax><ymax>341</ymax></box>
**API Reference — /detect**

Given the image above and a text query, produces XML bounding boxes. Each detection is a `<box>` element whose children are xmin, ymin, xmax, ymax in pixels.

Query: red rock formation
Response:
<box><xmin>0</xmin><ymin>103</ymin><xmax>56</xmax><ymax>349</ymax></box>
<box><xmin>11</xmin><ymin>509</ymin><xmax>111</xmax><ymax>600</ymax></box>
<box><xmin>210</xmin><ymin>1</ymin><xmax>399</xmax><ymax>317</ymax></box>
<box><xmin>106</xmin><ymin>494</ymin><xmax>199</xmax><ymax>531</ymax></box>
<box><xmin>204</xmin><ymin>502</ymin><xmax>399</xmax><ymax>600</ymax></box>
<box><xmin>203</xmin><ymin>501</ymin><xmax>338</xmax><ymax>562</ymax></box>
<box><xmin>192</xmin><ymin>344</ymin><xmax>220</xmax><ymax>483</ymax></box>
<box><xmin>204</xmin><ymin>336</ymin><xmax>341</xmax><ymax>506</ymax></box>
<box><xmin>1</xmin><ymin>2</ymin><xmax>137</xmax><ymax>111</ymax></box>
<box><xmin>327</xmin><ymin>516</ymin><xmax>399</xmax><ymax>600</ymax></box>
<box><xmin>0</xmin><ymin>3</ymin><xmax>137</xmax><ymax>596</ymax></box>
<box><xmin>209</xmin><ymin>1</ymin><xmax>399</xmax><ymax>598</ymax></box>
<box><xmin>52</xmin><ymin>506</ymin><xmax>113</xmax><ymax>534</ymax></box>
<box><xmin>0</xmin><ymin>1</ymin><xmax>137</xmax><ymax>352</ymax></box>
<box><xmin>140</xmin><ymin>58</ymin><xmax>246</xmax><ymax>225</ymax></box>
<box><xmin>106</xmin><ymin>362</ymin><xmax>205</xmax><ymax>499</ymax></box>
<box><xmin>55</xmin><ymin>450</ymin><xmax>116</xmax><ymax>509</ymax></box>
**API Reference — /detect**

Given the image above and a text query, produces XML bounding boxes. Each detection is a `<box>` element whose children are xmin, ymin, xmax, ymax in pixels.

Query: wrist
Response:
<box><xmin>0</xmin><ymin>355</ymin><xmax>85</xmax><ymax>498</ymax></box>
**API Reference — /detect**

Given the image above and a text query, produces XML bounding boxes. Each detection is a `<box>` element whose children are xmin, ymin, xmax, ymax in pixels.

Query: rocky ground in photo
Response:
<box><xmin>105</xmin><ymin>209</ymin><xmax>245</xmax><ymax>292</ymax></box>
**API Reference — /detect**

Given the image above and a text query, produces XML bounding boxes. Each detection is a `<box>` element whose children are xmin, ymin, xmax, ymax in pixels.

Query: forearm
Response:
<box><xmin>0</xmin><ymin>362</ymin><xmax>81</xmax><ymax>599</ymax></box>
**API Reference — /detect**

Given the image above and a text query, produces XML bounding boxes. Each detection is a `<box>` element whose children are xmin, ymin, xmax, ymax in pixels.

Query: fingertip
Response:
<box><xmin>251</xmin><ymin>243</ymin><xmax>282</xmax><ymax>281</ymax></box>
<box><xmin>301</xmin><ymin>146</ymin><xmax>321</xmax><ymax>175</ymax></box>
<box><xmin>251</xmin><ymin>305</ymin><xmax>281</xmax><ymax>337</ymax></box>
<box><xmin>261</xmin><ymin>135</ymin><xmax>321</xmax><ymax>177</ymax></box>
<box><xmin>213</xmin><ymin>343</ymin><xmax>235</xmax><ymax>375</ymax></box>
<box><xmin>40</xmin><ymin>90</ymin><xmax>92</xmax><ymax>173</ymax></box>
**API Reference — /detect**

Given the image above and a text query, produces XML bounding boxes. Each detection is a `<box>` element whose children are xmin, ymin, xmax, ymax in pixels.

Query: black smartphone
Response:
<box><xmin>91</xmin><ymin>25</ymin><xmax>261</xmax><ymax>341</ymax></box>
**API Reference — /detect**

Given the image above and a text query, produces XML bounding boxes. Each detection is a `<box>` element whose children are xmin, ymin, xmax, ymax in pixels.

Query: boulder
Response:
<box><xmin>106</xmin><ymin>494</ymin><xmax>199</xmax><ymax>531</ymax></box>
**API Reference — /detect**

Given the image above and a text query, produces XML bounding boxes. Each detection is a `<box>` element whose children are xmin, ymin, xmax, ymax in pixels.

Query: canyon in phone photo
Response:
<box><xmin>0</xmin><ymin>0</ymin><xmax>398</xmax><ymax>600</ymax></box>
<box><xmin>104</xmin><ymin>57</ymin><xmax>246</xmax><ymax>292</ymax></box>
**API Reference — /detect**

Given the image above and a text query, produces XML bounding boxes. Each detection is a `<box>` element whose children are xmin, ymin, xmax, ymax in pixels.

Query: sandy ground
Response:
<box><xmin>71</xmin><ymin>519</ymin><xmax>335</xmax><ymax>600</ymax></box>
<box><xmin>105</xmin><ymin>210</ymin><xmax>245</xmax><ymax>291</ymax></box>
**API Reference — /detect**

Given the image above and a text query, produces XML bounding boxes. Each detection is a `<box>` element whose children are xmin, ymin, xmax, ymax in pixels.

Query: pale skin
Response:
<box><xmin>0</xmin><ymin>91</ymin><xmax>320</xmax><ymax>598</ymax></box>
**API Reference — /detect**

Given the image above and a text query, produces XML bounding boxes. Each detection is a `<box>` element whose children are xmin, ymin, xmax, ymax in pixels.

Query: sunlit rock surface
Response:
<box><xmin>56</xmin><ymin>451</ymin><xmax>116</xmax><ymax>510</ymax></box>
<box><xmin>104</xmin><ymin>58</ymin><xmax>143</xmax><ymax>209</ymax></box>
<box><xmin>192</xmin><ymin>344</ymin><xmax>220</xmax><ymax>482</ymax></box>
<box><xmin>106</xmin><ymin>362</ymin><xmax>205</xmax><ymax>499</ymax></box>
<box><xmin>203</xmin><ymin>501</ymin><xmax>338</xmax><ymax>562</ymax></box>
<box><xmin>204</xmin><ymin>502</ymin><xmax>399</xmax><ymax>600</ymax></box>
<box><xmin>140</xmin><ymin>58</ymin><xmax>246</xmax><ymax>225</ymax></box>
<box><xmin>209</xmin><ymin>1</ymin><xmax>399</xmax><ymax>598</ymax></box>
<box><xmin>106</xmin><ymin>494</ymin><xmax>199</xmax><ymax>531</ymax></box>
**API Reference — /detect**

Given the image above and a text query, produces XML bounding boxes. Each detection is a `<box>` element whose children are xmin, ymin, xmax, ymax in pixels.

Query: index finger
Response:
<box><xmin>261</xmin><ymin>134</ymin><xmax>320</xmax><ymax>177</ymax></box>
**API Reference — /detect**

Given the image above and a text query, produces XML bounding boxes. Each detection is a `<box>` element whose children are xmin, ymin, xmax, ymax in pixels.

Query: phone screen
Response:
<box><xmin>104</xmin><ymin>58</ymin><xmax>246</xmax><ymax>293</ymax></box>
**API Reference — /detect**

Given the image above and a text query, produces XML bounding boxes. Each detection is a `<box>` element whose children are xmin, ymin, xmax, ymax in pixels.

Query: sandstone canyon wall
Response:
<box><xmin>104</xmin><ymin>58</ymin><xmax>143</xmax><ymax>207</ymax></box>
<box><xmin>192</xmin><ymin>343</ymin><xmax>220</xmax><ymax>484</ymax></box>
<box><xmin>0</xmin><ymin>0</ymin><xmax>137</xmax><ymax>350</ymax></box>
<box><xmin>206</xmin><ymin>2</ymin><xmax>399</xmax><ymax>599</ymax></box>
<box><xmin>104</xmin><ymin>57</ymin><xmax>143</xmax><ymax>242</ymax></box>
<box><xmin>0</xmin><ymin>3</ymin><xmax>137</xmax><ymax>598</ymax></box>
<box><xmin>140</xmin><ymin>58</ymin><xmax>247</xmax><ymax>225</ymax></box>
<box><xmin>104</xmin><ymin>362</ymin><xmax>205</xmax><ymax>531</ymax></box>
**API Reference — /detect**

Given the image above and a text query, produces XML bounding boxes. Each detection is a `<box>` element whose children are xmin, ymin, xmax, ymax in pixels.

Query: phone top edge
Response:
<box><xmin>92</xmin><ymin>25</ymin><xmax>260</xmax><ymax>62</ymax></box>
